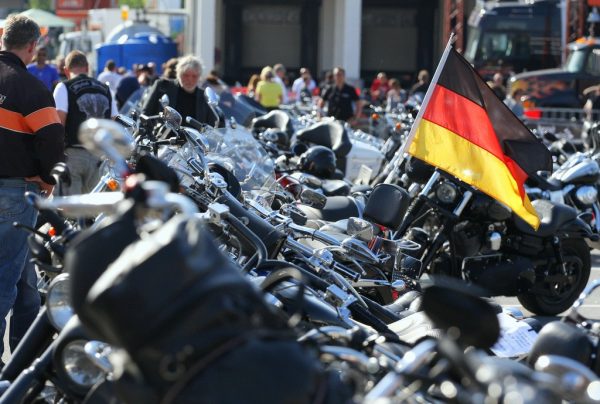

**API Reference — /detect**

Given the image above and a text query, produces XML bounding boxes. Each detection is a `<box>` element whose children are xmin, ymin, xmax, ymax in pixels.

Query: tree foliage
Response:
<box><xmin>28</xmin><ymin>0</ymin><xmax>52</xmax><ymax>10</ymax></box>
<box><xmin>118</xmin><ymin>0</ymin><xmax>147</xmax><ymax>8</ymax></box>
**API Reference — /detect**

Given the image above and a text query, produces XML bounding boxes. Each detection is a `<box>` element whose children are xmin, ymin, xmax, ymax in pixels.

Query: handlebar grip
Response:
<box><xmin>185</xmin><ymin>116</ymin><xmax>204</xmax><ymax>131</ymax></box>
<box><xmin>216</xmin><ymin>191</ymin><xmax>285</xmax><ymax>257</ymax></box>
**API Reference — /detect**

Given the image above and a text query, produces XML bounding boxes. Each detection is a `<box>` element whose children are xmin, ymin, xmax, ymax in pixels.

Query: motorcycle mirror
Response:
<box><xmin>422</xmin><ymin>276</ymin><xmax>499</xmax><ymax>349</ymax></box>
<box><xmin>50</xmin><ymin>162</ymin><xmax>72</xmax><ymax>188</ymax></box>
<box><xmin>78</xmin><ymin>118</ymin><xmax>135</xmax><ymax>162</ymax></box>
<box><xmin>204</xmin><ymin>87</ymin><xmax>220</xmax><ymax>106</ymax></box>
<box><xmin>163</xmin><ymin>106</ymin><xmax>182</xmax><ymax>130</ymax></box>
<box><xmin>159</xmin><ymin>94</ymin><xmax>170</xmax><ymax>108</ymax></box>
<box><xmin>534</xmin><ymin>355</ymin><xmax>600</xmax><ymax>402</ymax></box>
<box><xmin>299</xmin><ymin>188</ymin><xmax>327</xmax><ymax>209</ymax></box>
<box><xmin>347</xmin><ymin>217</ymin><xmax>375</xmax><ymax>242</ymax></box>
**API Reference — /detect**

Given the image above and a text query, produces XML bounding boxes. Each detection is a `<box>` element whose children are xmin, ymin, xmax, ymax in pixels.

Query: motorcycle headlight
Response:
<box><xmin>435</xmin><ymin>181</ymin><xmax>458</xmax><ymax>204</ymax></box>
<box><xmin>576</xmin><ymin>186</ymin><xmax>598</xmax><ymax>205</ymax></box>
<box><xmin>61</xmin><ymin>340</ymin><xmax>105</xmax><ymax>388</ymax></box>
<box><xmin>46</xmin><ymin>274</ymin><xmax>73</xmax><ymax>331</ymax></box>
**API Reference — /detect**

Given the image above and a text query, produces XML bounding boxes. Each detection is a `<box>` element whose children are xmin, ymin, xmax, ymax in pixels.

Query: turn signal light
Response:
<box><xmin>106</xmin><ymin>179</ymin><xmax>119</xmax><ymax>191</ymax></box>
<box><xmin>395</xmin><ymin>122</ymin><xmax>402</xmax><ymax>131</ymax></box>
<box><xmin>48</xmin><ymin>227</ymin><xmax>56</xmax><ymax>237</ymax></box>
<box><xmin>371</xmin><ymin>113</ymin><xmax>380</xmax><ymax>120</ymax></box>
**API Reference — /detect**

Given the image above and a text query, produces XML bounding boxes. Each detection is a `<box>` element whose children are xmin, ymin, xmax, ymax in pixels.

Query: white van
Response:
<box><xmin>58</xmin><ymin>30</ymin><xmax>103</xmax><ymax>76</ymax></box>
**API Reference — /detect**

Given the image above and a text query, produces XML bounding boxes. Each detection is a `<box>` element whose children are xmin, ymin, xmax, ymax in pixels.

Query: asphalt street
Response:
<box><xmin>2</xmin><ymin>251</ymin><xmax>599</xmax><ymax>365</ymax></box>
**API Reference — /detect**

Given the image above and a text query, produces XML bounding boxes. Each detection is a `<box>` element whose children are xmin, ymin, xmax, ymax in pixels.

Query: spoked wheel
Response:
<box><xmin>517</xmin><ymin>238</ymin><xmax>591</xmax><ymax>316</ymax></box>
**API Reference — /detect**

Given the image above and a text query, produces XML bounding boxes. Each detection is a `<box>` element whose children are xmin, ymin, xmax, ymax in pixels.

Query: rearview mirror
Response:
<box><xmin>204</xmin><ymin>87</ymin><xmax>219</xmax><ymax>106</ymax></box>
<box><xmin>299</xmin><ymin>188</ymin><xmax>327</xmax><ymax>209</ymax></box>
<box><xmin>159</xmin><ymin>94</ymin><xmax>170</xmax><ymax>108</ymax></box>
<box><xmin>78</xmin><ymin>118</ymin><xmax>135</xmax><ymax>176</ymax></box>
<box><xmin>163</xmin><ymin>106</ymin><xmax>182</xmax><ymax>130</ymax></box>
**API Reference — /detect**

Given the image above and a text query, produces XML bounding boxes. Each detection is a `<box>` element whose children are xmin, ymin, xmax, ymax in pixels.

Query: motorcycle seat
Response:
<box><xmin>513</xmin><ymin>199</ymin><xmax>578</xmax><ymax>237</ymax></box>
<box><xmin>321</xmin><ymin>179</ymin><xmax>350</xmax><ymax>196</ymax></box>
<box><xmin>250</xmin><ymin>110</ymin><xmax>294</xmax><ymax>136</ymax></box>
<box><xmin>296</xmin><ymin>121</ymin><xmax>352</xmax><ymax>158</ymax></box>
<box><xmin>297</xmin><ymin>196</ymin><xmax>360</xmax><ymax>222</ymax></box>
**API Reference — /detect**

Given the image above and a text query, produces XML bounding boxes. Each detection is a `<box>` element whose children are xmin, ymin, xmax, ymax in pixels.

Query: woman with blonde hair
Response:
<box><xmin>255</xmin><ymin>66</ymin><xmax>282</xmax><ymax>110</ymax></box>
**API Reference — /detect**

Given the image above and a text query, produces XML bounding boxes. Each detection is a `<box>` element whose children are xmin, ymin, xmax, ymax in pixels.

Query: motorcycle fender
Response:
<box><xmin>559</xmin><ymin>217</ymin><xmax>598</xmax><ymax>241</ymax></box>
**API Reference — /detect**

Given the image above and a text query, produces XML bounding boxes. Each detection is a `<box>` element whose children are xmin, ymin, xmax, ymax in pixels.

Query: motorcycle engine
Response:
<box><xmin>463</xmin><ymin>254</ymin><xmax>535</xmax><ymax>296</ymax></box>
<box><xmin>451</xmin><ymin>221</ymin><xmax>484</xmax><ymax>257</ymax></box>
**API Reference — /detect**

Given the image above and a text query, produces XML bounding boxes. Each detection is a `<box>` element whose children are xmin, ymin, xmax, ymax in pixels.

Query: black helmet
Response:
<box><xmin>299</xmin><ymin>146</ymin><xmax>336</xmax><ymax>178</ymax></box>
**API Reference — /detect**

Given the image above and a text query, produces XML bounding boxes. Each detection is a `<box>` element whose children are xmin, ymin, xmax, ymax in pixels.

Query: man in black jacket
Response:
<box><xmin>141</xmin><ymin>54</ymin><xmax>217</xmax><ymax>127</ymax></box>
<box><xmin>319</xmin><ymin>67</ymin><xmax>362</xmax><ymax>122</ymax></box>
<box><xmin>0</xmin><ymin>14</ymin><xmax>64</xmax><ymax>356</ymax></box>
<box><xmin>53</xmin><ymin>50</ymin><xmax>117</xmax><ymax>195</ymax></box>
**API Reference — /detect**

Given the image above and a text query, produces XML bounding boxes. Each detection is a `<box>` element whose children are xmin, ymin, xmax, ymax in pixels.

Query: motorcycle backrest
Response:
<box><xmin>363</xmin><ymin>183</ymin><xmax>411</xmax><ymax>230</ymax></box>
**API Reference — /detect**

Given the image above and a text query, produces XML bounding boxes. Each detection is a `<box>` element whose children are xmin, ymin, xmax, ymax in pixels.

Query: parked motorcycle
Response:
<box><xmin>394</xmin><ymin>164</ymin><xmax>595</xmax><ymax>315</ymax></box>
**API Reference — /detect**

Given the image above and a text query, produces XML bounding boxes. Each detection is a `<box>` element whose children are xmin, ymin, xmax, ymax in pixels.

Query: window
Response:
<box><xmin>585</xmin><ymin>49</ymin><xmax>600</xmax><ymax>76</ymax></box>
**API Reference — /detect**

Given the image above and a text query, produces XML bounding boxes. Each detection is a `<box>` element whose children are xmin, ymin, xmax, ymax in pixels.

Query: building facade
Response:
<box><xmin>190</xmin><ymin>0</ymin><xmax>461</xmax><ymax>86</ymax></box>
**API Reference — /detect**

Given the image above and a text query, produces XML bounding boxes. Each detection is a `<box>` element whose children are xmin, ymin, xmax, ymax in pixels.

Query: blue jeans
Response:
<box><xmin>0</xmin><ymin>179</ymin><xmax>40</xmax><ymax>356</ymax></box>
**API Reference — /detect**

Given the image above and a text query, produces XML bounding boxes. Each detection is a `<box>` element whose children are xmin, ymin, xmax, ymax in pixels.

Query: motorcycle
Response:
<box><xmin>393</xmin><ymin>165</ymin><xmax>595</xmax><ymax>315</ymax></box>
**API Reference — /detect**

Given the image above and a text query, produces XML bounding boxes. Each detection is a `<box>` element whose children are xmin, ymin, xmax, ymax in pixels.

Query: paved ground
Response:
<box><xmin>2</xmin><ymin>251</ymin><xmax>599</xmax><ymax>365</ymax></box>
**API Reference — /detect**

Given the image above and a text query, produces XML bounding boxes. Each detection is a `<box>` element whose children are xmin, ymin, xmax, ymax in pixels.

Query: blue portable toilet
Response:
<box><xmin>96</xmin><ymin>21</ymin><xmax>177</xmax><ymax>75</ymax></box>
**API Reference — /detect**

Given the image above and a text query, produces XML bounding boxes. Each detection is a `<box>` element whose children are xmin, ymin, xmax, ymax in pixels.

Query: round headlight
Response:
<box><xmin>435</xmin><ymin>181</ymin><xmax>458</xmax><ymax>204</ymax></box>
<box><xmin>576</xmin><ymin>186</ymin><xmax>598</xmax><ymax>205</ymax></box>
<box><xmin>61</xmin><ymin>340</ymin><xmax>105</xmax><ymax>388</ymax></box>
<box><xmin>46</xmin><ymin>273</ymin><xmax>73</xmax><ymax>331</ymax></box>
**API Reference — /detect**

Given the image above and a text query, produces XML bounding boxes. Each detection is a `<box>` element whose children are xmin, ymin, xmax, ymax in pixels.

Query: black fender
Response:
<box><xmin>558</xmin><ymin>217</ymin><xmax>599</xmax><ymax>241</ymax></box>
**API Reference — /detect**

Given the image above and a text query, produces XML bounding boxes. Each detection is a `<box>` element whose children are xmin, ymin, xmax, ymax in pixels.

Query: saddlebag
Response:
<box><xmin>82</xmin><ymin>215</ymin><xmax>350</xmax><ymax>404</ymax></box>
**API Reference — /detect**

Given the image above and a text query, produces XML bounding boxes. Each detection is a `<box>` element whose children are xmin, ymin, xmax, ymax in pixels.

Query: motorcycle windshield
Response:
<box><xmin>203</xmin><ymin>125</ymin><xmax>280</xmax><ymax>206</ymax></box>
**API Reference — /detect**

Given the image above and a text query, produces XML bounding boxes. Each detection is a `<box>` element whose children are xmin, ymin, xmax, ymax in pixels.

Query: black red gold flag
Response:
<box><xmin>405</xmin><ymin>43</ymin><xmax>552</xmax><ymax>229</ymax></box>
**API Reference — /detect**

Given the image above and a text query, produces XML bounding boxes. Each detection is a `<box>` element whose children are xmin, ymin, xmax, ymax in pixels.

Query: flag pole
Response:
<box><xmin>384</xmin><ymin>33</ymin><xmax>457</xmax><ymax>184</ymax></box>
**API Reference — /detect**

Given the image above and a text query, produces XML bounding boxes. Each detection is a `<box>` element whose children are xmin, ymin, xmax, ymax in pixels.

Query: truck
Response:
<box><xmin>58</xmin><ymin>30</ymin><xmax>103</xmax><ymax>76</ymax></box>
<box><xmin>509</xmin><ymin>35</ymin><xmax>600</xmax><ymax>108</ymax></box>
<box><xmin>465</xmin><ymin>0</ymin><xmax>563</xmax><ymax>80</ymax></box>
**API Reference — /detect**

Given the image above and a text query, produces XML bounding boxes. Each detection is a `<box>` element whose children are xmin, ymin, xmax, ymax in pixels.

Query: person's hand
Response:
<box><xmin>25</xmin><ymin>176</ymin><xmax>54</xmax><ymax>197</ymax></box>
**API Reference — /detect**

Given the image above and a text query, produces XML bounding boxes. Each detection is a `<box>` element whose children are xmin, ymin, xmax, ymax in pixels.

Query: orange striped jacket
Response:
<box><xmin>0</xmin><ymin>51</ymin><xmax>64</xmax><ymax>184</ymax></box>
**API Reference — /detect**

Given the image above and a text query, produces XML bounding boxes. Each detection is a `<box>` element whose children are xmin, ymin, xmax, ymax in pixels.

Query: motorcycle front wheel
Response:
<box><xmin>517</xmin><ymin>238</ymin><xmax>591</xmax><ymax>316</ymax></box>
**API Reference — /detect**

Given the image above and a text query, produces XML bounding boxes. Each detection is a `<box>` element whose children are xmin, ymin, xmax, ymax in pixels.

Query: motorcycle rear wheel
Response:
<box><xmin>517</xmin><ymin>238</ymin><xmax>591</xmax><ymax>316</ymax></box>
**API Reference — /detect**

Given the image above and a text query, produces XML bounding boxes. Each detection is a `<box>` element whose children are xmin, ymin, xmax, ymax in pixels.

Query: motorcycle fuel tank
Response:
<box><xmin>554</xmin><ymin>159</ymin><xmax>600</xmax><ymax>185</ymax></box>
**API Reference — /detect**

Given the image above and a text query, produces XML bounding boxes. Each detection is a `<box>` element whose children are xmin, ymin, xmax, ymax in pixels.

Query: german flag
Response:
<box><xmin>407</xmin><ymin>47</ymin><xmax>552</xmax><ymax>229</ymax></box>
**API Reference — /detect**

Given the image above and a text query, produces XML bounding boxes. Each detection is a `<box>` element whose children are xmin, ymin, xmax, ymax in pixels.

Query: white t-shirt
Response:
<box><xmin>291</xmin><ymin>77</ymin><xmax>316</xmax><ymax>99</ymax></box>
<box><xmin>97</xmin><ymin>70</ymin><xmax>122</xmax><ymax>94</ymax></box>
<box><xmin>53</xmin><ymin>81</ymin><xmax>118</xmax><ymax>117</ymax></box>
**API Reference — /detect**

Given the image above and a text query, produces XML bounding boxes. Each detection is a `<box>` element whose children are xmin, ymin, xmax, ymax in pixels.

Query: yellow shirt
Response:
<box><xmin>256</xmin><ymin>80</ymin><xmax>283</xmax><ymax>108</ymax></box>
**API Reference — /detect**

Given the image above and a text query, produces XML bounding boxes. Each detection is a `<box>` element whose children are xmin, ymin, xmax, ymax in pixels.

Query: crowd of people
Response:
<box><xmin>0</xmin><ymin>14</ymin><xmax>224</xmax><ymax>363</ymax></box>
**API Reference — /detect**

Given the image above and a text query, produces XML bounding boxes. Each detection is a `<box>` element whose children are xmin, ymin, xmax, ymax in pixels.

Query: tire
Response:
<box><xmin>517</xmin><ymin>238</ymin><xmax>591</xmax><ymax>315</ymax></box>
